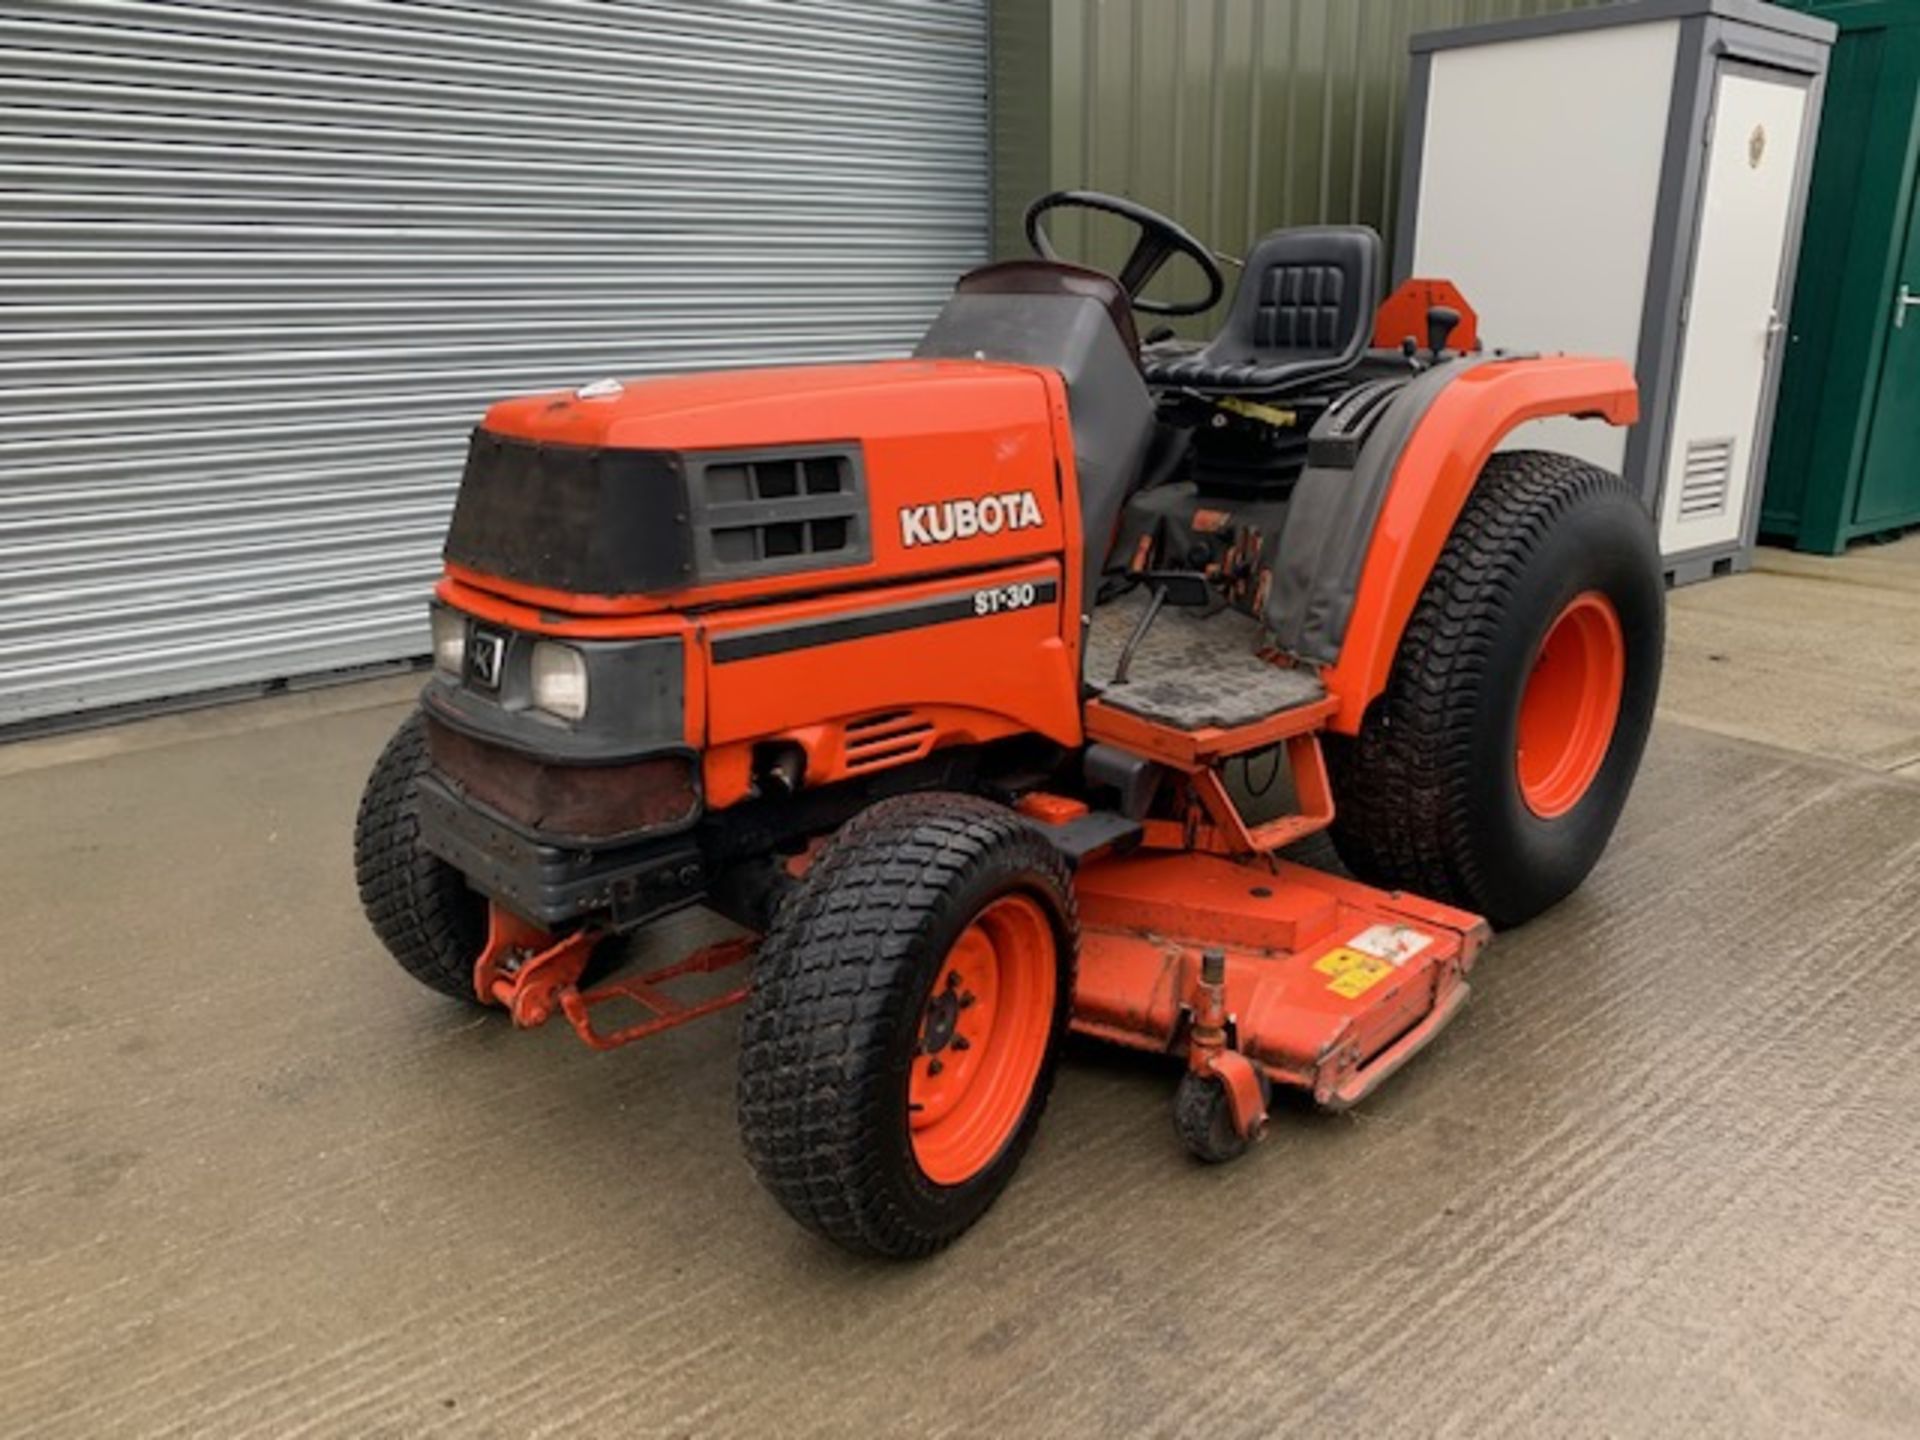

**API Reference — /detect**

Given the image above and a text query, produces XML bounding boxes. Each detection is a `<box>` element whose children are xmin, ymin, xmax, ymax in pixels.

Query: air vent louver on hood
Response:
<box><xmin>688</xmin><ymin>447</ymin><xmax>871</xmax><ymax>580</ymax></box>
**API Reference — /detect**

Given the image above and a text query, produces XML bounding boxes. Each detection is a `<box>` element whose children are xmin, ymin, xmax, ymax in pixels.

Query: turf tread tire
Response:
<box><xmin>354</xmin><ymin>712</ymin><xmax>489</xmax><ymax>1003</ymax></box>
<box><xmin>737</xmin><ymin>793</ymin><xmax>1077</xmax><ymax>1259</ymax></box>
<box><xmin>1326</xmin><ymin>450</ymin><xmax>1662</xmax><ymax>929</ymax></box>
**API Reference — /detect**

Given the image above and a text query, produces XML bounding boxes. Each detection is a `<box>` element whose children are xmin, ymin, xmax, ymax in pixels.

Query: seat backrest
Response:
<box><xmin>1227</xmin><ymin>226</ymin><xmax>1380</xmax><ymax>360</ymax></box>
<box><xmin>1139</xmin><ymin>226</ymin><xmax>1381</xmax><ymax>394</ymax></box>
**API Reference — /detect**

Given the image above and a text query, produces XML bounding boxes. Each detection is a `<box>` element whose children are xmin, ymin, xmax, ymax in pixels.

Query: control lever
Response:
<box><xmin>1426</xmin><ymin>304</ymin><xmax>1462</xmax><ymax>358</ymax></box>
<box><xmin>1111</xmin><ymin>571</ymin><xmax>1211</xmax><ymax>685</ymax></box>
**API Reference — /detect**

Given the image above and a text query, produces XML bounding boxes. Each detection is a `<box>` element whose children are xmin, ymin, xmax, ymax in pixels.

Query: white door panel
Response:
<box><xmin>1659</xmin><ymin>68</ymin><xmax>1809</xmax><ymax>554</ymax></box>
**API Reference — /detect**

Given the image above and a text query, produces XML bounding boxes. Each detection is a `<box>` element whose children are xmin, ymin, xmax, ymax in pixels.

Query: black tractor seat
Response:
<box><xmin>1083</xmin><ymin>588</ymin><xmax>1324</xmax><ymax>730</ymax></box>
<box><xmin>1142</xmin><ymin>225</ymin><xmax>1381</xmax><ymax>395</ymax></box>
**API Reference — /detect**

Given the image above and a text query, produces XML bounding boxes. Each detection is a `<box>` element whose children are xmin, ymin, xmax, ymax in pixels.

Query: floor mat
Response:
<box><xmin>1083</xmin><ymin>588</ymin><xmax>1323</xmax><ymax>729</ymax></box>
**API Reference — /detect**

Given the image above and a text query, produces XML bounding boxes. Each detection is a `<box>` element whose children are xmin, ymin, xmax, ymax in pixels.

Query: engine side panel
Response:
<box><xmin>698</xmin><ymin>557</ymin><xmax>1079</xmax><ymax>805</ymax></box>
<box><xmin>436</xmin><ymin>554</ymin><xmax>1081</xmax><ymax>814</ymax></box>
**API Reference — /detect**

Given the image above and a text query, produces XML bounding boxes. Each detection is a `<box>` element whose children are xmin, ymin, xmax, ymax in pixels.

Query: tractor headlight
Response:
<box><xmin>530</xmin><ymin>641</ymin><xmax>589</xmax><ymax>721</ymax></box>
<box><xmin>430</xmin><ymin>606</ymin><xmax>466</xmax><ymax>676</ymax></box>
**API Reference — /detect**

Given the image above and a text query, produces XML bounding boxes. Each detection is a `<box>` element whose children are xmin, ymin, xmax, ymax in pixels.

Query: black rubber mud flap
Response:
<box><xmin>1268</xmin><ymin>356</ymin><xmax>1500</xmax><ymax>663</ymax></box>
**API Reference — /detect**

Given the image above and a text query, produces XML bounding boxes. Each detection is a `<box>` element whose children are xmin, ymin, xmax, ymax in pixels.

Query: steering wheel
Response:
<box><xmin>1024</xmin><ymin>190</ymin><xmax>1225</xmax><ymax>317</ymax></box>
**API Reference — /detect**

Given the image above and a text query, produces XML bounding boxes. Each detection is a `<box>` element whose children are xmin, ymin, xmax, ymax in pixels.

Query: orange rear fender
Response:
<box><xmin>1321</xmin><ymin>356</ymin><xmax>1638</xmax><ymax>734</ymax></box>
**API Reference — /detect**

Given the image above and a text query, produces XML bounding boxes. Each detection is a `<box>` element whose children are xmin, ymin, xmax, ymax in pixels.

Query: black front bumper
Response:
<box><xmin>415</xmin><ymin>774</ymin><xmax>707</xmax><ymax>929</ymax></box>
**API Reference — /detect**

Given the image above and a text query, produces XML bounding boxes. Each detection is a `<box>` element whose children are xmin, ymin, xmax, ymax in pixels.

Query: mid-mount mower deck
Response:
<box><xmin>355</xmin><ymin>191</ymin><xmax>1663</xmax><ymax>1257</ymax></box>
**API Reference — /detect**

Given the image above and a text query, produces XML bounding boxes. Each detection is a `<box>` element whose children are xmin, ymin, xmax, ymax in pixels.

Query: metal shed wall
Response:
<box><xmin>991</xmin><ymin>0</ymin><xmax>1597</xmax><ymax>332</ymax></box>
<box><xmin>0</xmin><ymin>0</ymin><xmax>989</xmax><ymax>727</ymax></box>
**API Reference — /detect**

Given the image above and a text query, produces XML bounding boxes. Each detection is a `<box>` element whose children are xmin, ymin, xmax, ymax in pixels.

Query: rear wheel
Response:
<box><xmin>737</xmin><ymin>793</ymin><xmax>1077</xmax><ymax>1258</ymax></box>
<box><xmin>1326</xmin><ymin>450</ymin><xmax>1663</xmax><ymax>928</ymax></box>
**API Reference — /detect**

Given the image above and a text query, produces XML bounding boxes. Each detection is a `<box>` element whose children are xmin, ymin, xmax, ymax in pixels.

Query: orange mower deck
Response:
<box><xmin>1072</xmin><ymin>850</ymin><xmax>1485</xmax><ymax>1116</ymax></box>
<box><xmin>474</xmin><ymin>842</ymin><xmax>1485</xmax><ymax>1135</ymax></box>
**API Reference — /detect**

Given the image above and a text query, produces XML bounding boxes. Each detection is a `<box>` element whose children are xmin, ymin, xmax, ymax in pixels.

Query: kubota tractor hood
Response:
<box><xmin>478</xmin><ymin>359</ymin><xmax>1048</xmax><ymax>453</ymax></box>
<box><xmin>443</xmin><ymin>359</ymin><xmax>1071</xmax><ymax>607</ymax></box>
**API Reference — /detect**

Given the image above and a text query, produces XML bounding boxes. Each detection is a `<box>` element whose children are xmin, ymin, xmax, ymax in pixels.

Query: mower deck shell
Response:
<box><xmin>1071</xmin><ymin>850</ymin><xmax>1487</xmax><ymax>1105</ymax></box>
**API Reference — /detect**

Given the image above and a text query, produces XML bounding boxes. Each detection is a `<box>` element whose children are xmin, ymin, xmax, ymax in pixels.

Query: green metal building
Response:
<box><xmin>991</xmin><ymin>0</ymin><xmax>1598</xmax><ymax>332</ymax></box>
<box><xmin>1762</xmin><ymin>0</ymin><xmax>1920</xmax><ymax>551</ymax></box>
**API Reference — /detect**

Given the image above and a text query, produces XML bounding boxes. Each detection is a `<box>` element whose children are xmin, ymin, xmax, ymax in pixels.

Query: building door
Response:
<box><xmin>1657</xmin><ymin>63</ymin><xmax>1811</xmax><ymax>560</ymax></box>
<box><xmin>1853</xmin><ymin>162</ymin><xmax>1920</xmax><ymax>532</ymax></box>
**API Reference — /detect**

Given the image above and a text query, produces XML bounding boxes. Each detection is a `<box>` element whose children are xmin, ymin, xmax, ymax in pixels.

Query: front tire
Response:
<box><xmin>1326</xmin><ymin>451</ymin><xmax>1663</xmax><ymax>929</ymax></box>
<box><xmin>353</xmin><ymin>712</ymin><xmax>489</xmax><ymax>1002</ymax></box>
<box><xmin>737</xmin><ymin>793</ymin><xmax>1077</xmax><ymax>1258</ymax></box>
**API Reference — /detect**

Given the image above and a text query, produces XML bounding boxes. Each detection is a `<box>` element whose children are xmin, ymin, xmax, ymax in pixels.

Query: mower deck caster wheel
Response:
<box><xmin>1174</xmin><ymin>1070</ymin><xmax>1270</xmax><ymax>1164</ymax></box>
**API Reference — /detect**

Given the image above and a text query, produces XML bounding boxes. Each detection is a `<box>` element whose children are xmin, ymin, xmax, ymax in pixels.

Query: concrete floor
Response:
<box><xmin>4</xmin><ymin>539</ymin><xmax>1919</xmax><ymax>1438</ymax></box>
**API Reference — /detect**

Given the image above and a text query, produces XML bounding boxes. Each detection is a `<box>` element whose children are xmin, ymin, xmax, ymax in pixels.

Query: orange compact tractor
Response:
<box><xmin>355</xmin><ymin>192</ymin><xmax>1662</xmax><ymax>1257</ymax></box>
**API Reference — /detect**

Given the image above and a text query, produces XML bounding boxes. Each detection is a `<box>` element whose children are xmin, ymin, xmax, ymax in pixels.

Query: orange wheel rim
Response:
<box><xmin>1516</xmin><ymin>590</ymin><xmax>1626</xmax><ymax>819</ymax></box>
<box><xmin>908</xmin><ymin>893</ymin><xmax>1057</xmax><ymax>1186</ymax></box>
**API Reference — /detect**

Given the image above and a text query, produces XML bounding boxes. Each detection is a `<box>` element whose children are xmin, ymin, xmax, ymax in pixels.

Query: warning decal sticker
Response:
<box><xmin>1346</xmin><ymin>923</ymin><xmax>1433</xmax><ymax>967</ymax></box>
<box><xmin>1313</xmin><ymin>947</ymin><xmax>1396</xmax><ymax>999</ymax></box>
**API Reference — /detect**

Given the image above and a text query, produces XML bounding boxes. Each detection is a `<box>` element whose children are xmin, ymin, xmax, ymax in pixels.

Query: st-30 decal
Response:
<box><xmin>711</xmin><ymin>579</ymin><xmax>1059</xmax><ymax>663</ymax></box>
<box><xmin>973</xmin><ymin>581</ymin><xmax>1040</xmax><ymax>616</ymax></box>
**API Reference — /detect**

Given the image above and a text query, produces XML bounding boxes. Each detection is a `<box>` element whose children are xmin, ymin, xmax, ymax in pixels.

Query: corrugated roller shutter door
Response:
<box><xmin>0</xmin><ymin>0</ymin><xmax>989</xmax><ymax>726</ymax></box>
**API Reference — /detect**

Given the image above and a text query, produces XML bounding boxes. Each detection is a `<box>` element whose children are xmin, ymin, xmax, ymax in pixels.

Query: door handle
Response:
<box><xmin>1899</xmin><ymin>283</ymin><xmax>1920</xmax><ymax>329</ymax></box>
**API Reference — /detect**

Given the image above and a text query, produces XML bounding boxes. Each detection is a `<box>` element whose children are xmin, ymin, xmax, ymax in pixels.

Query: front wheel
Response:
<box><xmin>737</xmin><ymin>794</ymin><xmax>1077</xmax><ymax>1258</ymax></box>
<box><xmin>354</xmin><ymin>712</ymin><xmax>489</xmax><ymax>1002</ymax></box>
<box><xmin>1326</xmin><ymin>450</ymin><xmax>1664</xmax><ymax>929</ymax></box>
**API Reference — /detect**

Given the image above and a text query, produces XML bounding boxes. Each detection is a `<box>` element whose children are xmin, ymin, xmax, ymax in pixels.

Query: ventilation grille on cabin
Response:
<box><xmin>1678</xmin><ymin>437</ymin><xmax>1735</xmax><ymax>520</ymax></box>
<box><xmin>843</xmin><ymin>710</ymin><xmax>938</xmax><ymax>771</ymax></box>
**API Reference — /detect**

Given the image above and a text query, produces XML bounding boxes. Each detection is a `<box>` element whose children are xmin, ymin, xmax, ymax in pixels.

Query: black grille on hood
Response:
<box><xmin>444</xmin><ymin>430</ymin><xmax>696</xmax><ymax>597</ymax></box>
<box><xmin>690</xmin><ymin>449</ymin><xmax>868</xmax><ymax>577</ymax></box>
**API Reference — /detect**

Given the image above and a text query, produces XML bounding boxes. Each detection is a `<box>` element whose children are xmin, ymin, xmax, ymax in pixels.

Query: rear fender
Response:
<box><xmin>1320</xmin><ymin>356</ymin><xmax>1637</xmax><ymax>734</ymax></box>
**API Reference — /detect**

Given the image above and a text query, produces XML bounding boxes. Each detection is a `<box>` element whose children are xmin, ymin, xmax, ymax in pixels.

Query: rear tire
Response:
<box><xmin>354</xmin><ymin>712</ymin><xmax>489</xmax><ymax>1003</ymax></box>
<box><xmin>737</xmin><ymin>793</ymin><xmax>1077</xmax><ymax>1258</ymax></box>
<box><xmin>1326</xmin><ymin>451</ymin><xmax>1663</xmax><ymax>929</ymax></box>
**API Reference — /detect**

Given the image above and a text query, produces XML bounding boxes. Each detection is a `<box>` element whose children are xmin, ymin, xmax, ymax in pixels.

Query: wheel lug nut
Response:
<box><xmin>951</xmin><ymin>1035</ymin><xmax>971</xmax><ymax>1052</ymax></box>
<box><xmin>958</xmin><ymin>992</ymin><xmax>976</xmax><ymax>1009</ymax></box>
<box><xmin>927</xmin><ymin>1058</ymin><xmax>944</xmax><ymax>1077</ymax></box>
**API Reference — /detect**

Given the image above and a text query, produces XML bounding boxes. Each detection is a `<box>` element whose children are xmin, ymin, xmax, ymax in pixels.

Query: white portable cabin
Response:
<box><xmin>1396</xmin><ymin>0</ymin><xmax>1835</xmax><ymax>583</ymax></box>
